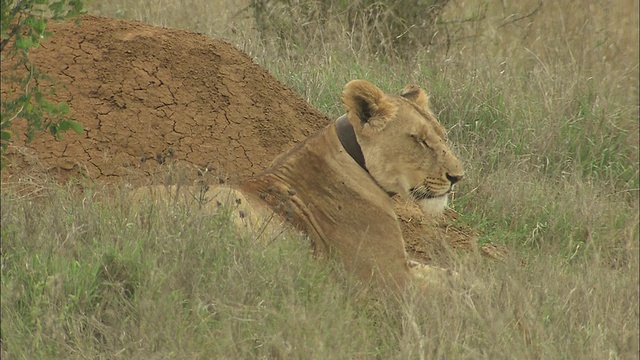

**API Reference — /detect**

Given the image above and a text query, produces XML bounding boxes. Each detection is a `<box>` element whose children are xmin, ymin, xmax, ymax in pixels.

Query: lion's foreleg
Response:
<box><xmin>407</xmin><ymin>260</ymin><xmax>461</xmax><ymax>289</ymax></box>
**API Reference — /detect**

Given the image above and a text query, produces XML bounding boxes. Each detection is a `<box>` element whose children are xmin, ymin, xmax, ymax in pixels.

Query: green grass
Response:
<box><xmin>1</xmin><ymin>185</ymin><xmax>385</xmax><ymax>358</ymax></box>
<box><xmin>2</xmin><ymin>0</ymin><xmax>639</xmax><ymax>358</ymax></box>
<box><xmin>2</xmin><ymin>183</ymin><xmax>638</xmax><ymax>358</ymax></box>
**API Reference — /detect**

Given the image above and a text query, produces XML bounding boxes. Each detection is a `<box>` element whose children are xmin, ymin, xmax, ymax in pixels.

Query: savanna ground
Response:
<box><xmin>1</xmin><ymin>0</ymin><xmax>639</xmax><ymax>358</ymax></box>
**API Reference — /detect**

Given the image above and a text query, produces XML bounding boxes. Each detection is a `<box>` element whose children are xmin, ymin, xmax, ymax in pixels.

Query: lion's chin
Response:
<box><xmin>417</xmin><ymin>195</ymin><xmax>448</xmax><ymax>215</ymax></box>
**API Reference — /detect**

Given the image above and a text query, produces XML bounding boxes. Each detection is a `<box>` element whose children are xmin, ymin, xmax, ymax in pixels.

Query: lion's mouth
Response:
<box><xmin>409</xmin><ymin>187</ymin><xmax>449</xmax><ymax>200</ymax></box>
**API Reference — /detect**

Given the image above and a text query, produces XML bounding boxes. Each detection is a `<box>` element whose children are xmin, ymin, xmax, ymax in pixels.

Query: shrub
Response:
<box><xmin>0</xmin><ymin>0</ymin><xmax>85</xmax><ymax>169</ymax></box>
<box><xmin>248</xmin><ymin>0</ymin><xmax>450</xmax><ymax>57</ymax></box>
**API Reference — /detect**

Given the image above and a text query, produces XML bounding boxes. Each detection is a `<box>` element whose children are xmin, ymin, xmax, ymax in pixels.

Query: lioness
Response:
<box><xmin>140</xmin><ymin>80</ymin><xmax>464</xmax><ymax>292</ymax></box>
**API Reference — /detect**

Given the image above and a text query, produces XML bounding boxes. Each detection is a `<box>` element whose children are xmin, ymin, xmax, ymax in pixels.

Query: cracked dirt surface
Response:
<box><xmin>1</xmin><ymin>16</ymin><xmax>482</xmax><ymax>265</ymax></box>
<box><xmin>3</xmin><ymin>15</ymin><xmax>326</xmax><ymax>182</ymax></box>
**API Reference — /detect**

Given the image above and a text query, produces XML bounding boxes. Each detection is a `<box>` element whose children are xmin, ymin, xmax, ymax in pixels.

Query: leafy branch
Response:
<box><xmin>1</xmin><ymin>0</ymin><xmax>85</xmax><ymax>169</ymax></box>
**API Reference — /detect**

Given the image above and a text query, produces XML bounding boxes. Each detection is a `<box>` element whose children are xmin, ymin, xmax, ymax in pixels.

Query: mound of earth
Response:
<box><xmin>1</xmin><ymin>15</ymin><xmax>482</xmax><ymax>265</ymax></box>
<box><xmin>2</xmin><ymin>15</ymin><xmax>327</xmax><ymax>183</ymax></box>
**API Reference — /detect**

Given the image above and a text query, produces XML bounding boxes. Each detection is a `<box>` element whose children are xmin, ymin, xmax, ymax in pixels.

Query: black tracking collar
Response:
<box><xmin>335</xmin><ymin>115</ymin><xmax>367</xmax><ymax>171</ymax></box>
<box><xmin>334</xmin><ymin>115</ymin><xmax>398</xmax><ymax>198</ymax></box>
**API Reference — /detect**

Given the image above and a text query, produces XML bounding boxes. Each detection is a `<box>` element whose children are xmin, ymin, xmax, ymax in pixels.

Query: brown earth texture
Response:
<box><xmin>1</xmin><ymin>16</ymin><xmax>485</xmax><ymax>266</ymax></box>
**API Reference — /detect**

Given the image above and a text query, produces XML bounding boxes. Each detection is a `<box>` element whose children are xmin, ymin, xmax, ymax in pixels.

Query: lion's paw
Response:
<box><xmin>408</xmin><ymin>260</ymin><xmax>460</xmax><ymax>290</ymax></box>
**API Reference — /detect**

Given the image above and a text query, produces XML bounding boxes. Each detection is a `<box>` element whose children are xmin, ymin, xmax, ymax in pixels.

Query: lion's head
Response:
<box><xmin>341</xmin><ymin>80</ymin><xmax>464</xmax><ymax>214</ymax></box>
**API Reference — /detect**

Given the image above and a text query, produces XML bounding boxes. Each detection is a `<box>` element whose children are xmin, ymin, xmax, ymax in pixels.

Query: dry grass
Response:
<box><xmin>2</xmin><ymin>0</ymin><xmax>639</xmax><ymax>358</ymax></box>
<box><xmin>2</xmin><ymin>181</ymin><xmax>637</xmax><ymax>358</ymax></box>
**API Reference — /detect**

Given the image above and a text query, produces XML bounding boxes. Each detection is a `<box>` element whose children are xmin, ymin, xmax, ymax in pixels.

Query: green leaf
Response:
<box><xmin>49</xmin><ymin>1</ymin><xmax>64</xmax><ymax>14</ymax></box>
<box><xmin>33</xmin><ymin>19</ymin><xmax>47</xmax><ymax>33</ymax></box>
<box><xmin>68</xmin><ymin>121</ymin><xmax>84</xmax><ymax>134</ymax></box>
<box><xmin>58</xmin><ymin>101</ymin><xmax>70</xmax><ymax>114</ymax></box>
<box><xmin>40</xmin><ymin>101</ymin><xmax>55</xmax><ymax>112</ymax></box>
<box><xmin>48</xmin><ymin>123</ymin><xmax>59</xmax><ymax>136</ymax></box>
<box><xmin>1</xmin><ymin>130</ymin><xmax>11</xmax><ymax>141</ymax></box>
<box><xmin>15</xmin><ymin>37</ymin><xmax>33</xmax><ymax>50</ymax></box>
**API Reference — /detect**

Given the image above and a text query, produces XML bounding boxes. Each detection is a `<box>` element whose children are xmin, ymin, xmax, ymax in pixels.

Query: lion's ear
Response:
<box><xmin>401</xmin><ymin>84</ymin><xmax>430</xmax><ymax>111</ymax></box>
<box><xmin>342</xmin><ymin>80</ymin><xmax>397</xmax><ymax>132</ymax></box>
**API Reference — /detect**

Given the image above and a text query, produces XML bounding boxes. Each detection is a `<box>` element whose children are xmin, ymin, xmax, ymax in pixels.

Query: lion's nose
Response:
<box><xmin>446</xmin><ymin>173</ymin><xmax>463</xmax><ymax>185</ymax></box>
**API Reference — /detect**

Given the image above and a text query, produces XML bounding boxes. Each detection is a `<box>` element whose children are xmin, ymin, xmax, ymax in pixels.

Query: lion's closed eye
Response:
<box><xmin>410</xmin><ymin>134</ymin><xmax>430</xmax><ymax>148</ymax></box>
